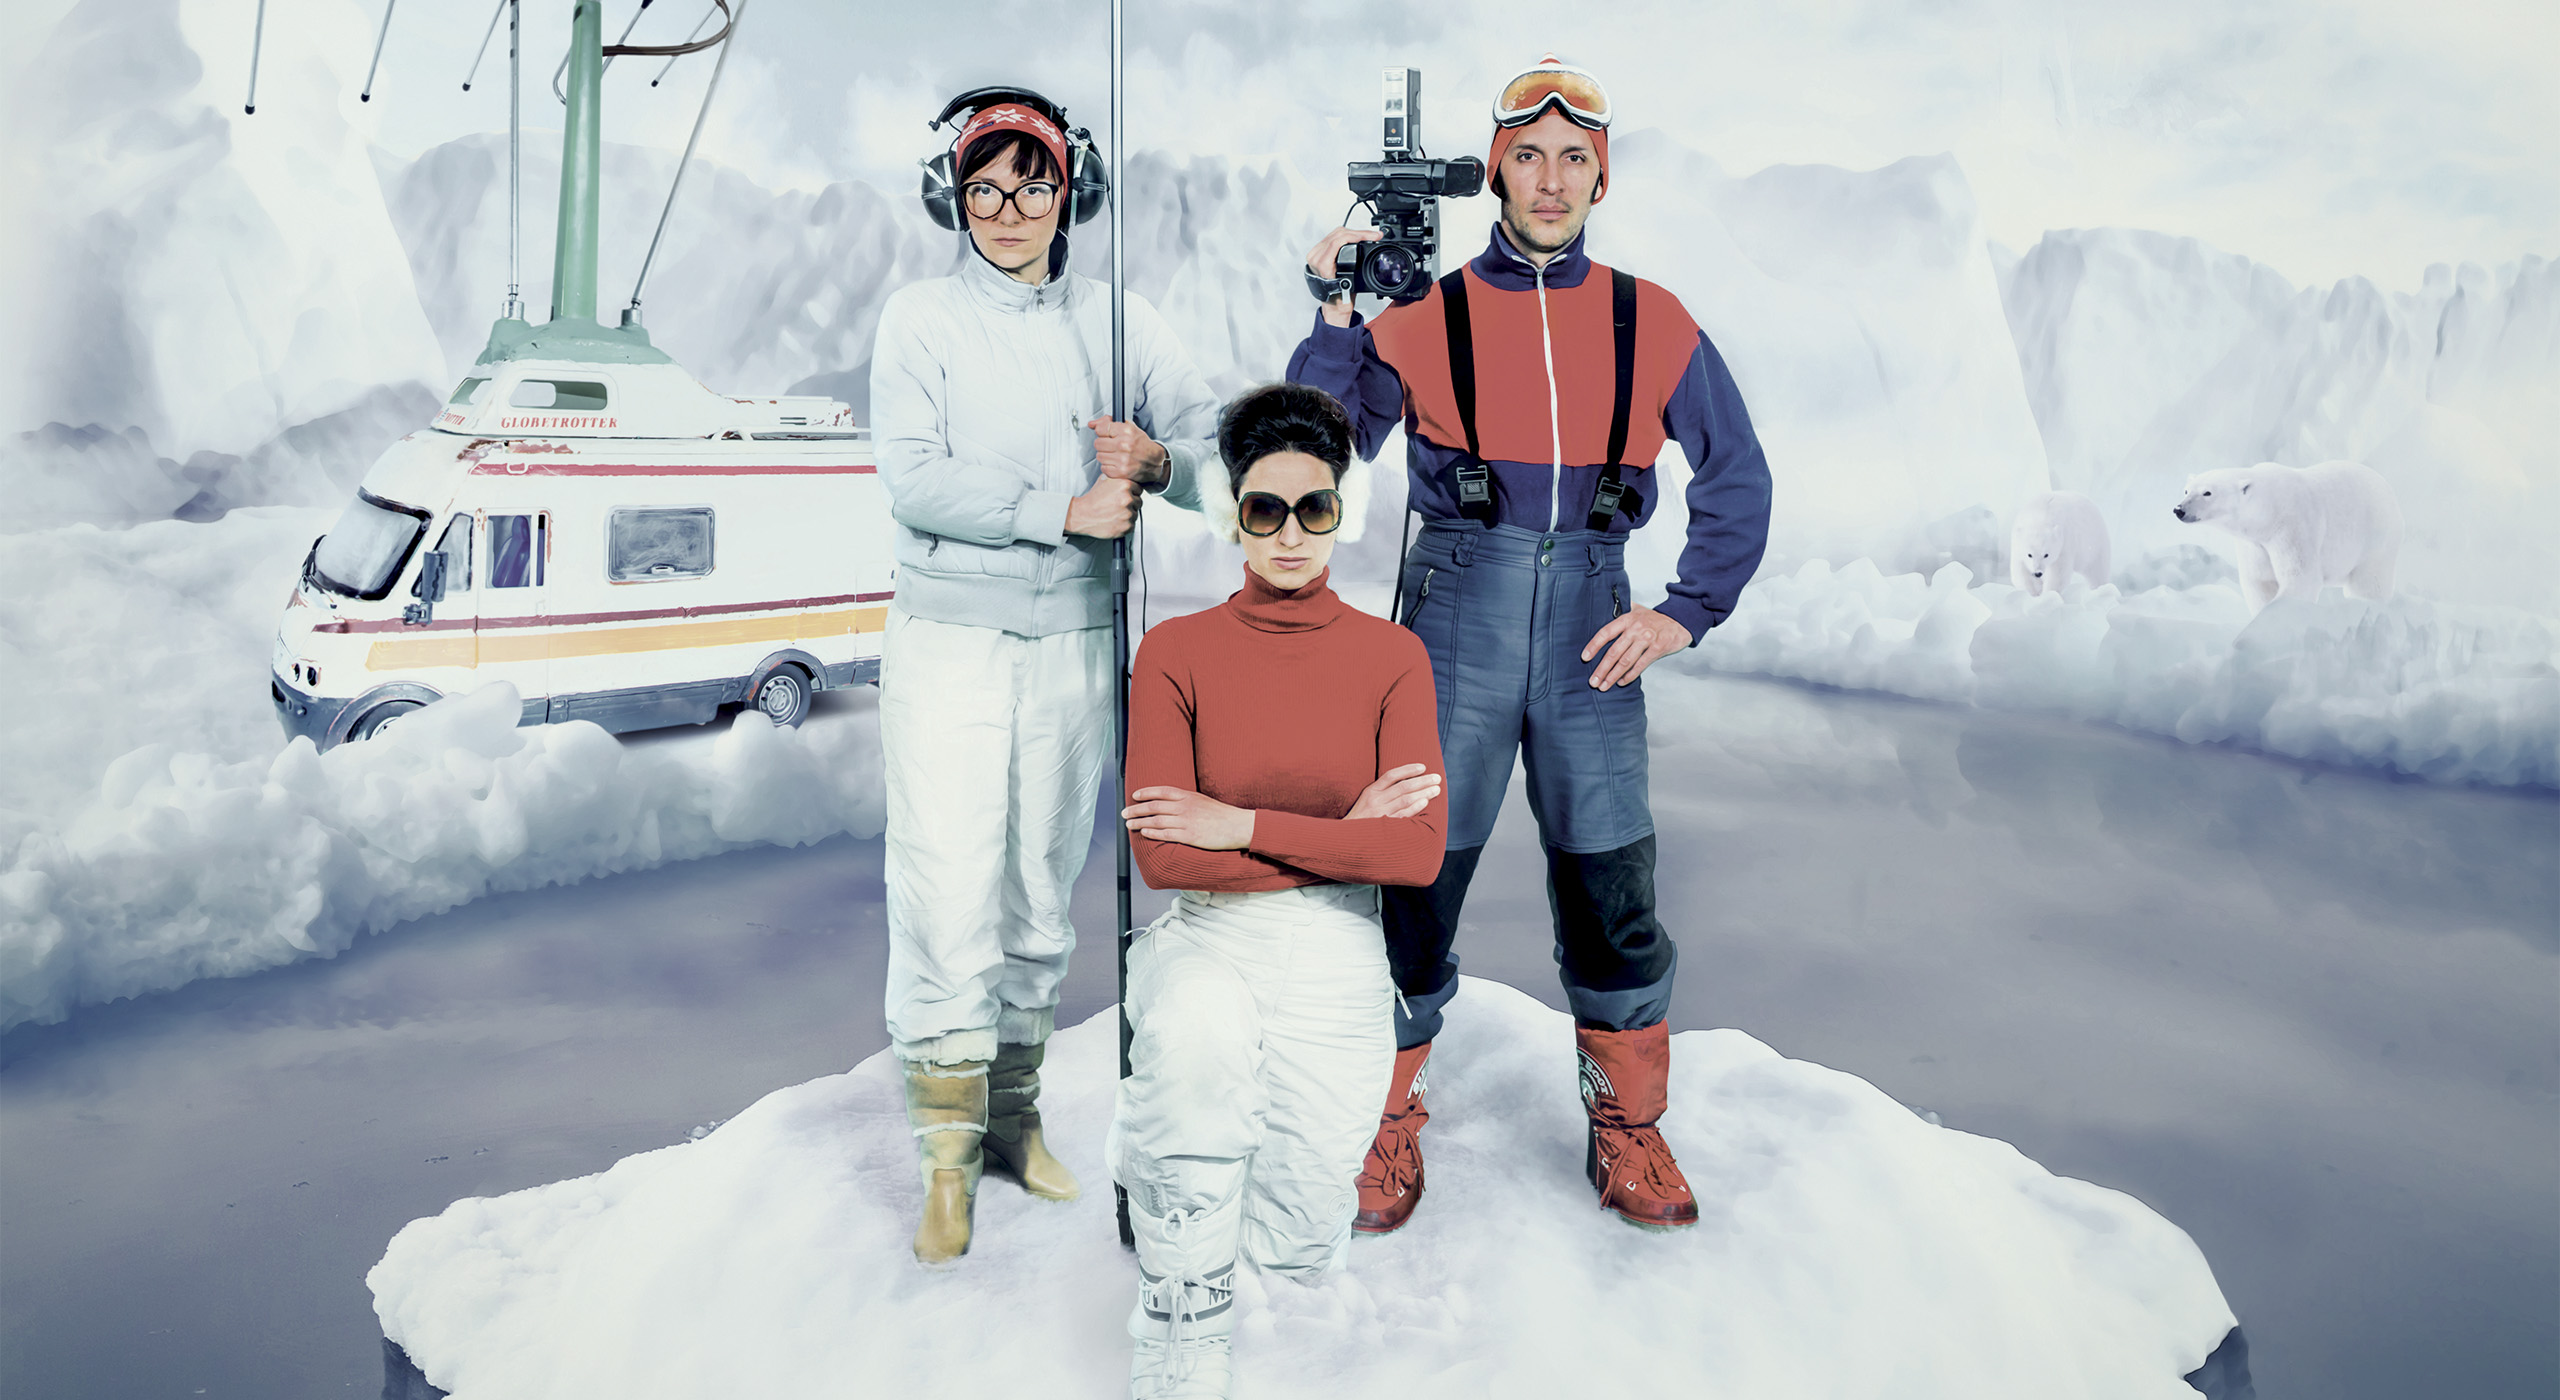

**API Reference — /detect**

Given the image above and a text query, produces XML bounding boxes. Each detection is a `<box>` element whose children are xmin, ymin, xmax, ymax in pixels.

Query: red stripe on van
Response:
<box><xmin>317</xmin><ymin>591</ymin><xmax>896</xmax><ymax>634</ymax></box>
<box><xmin>468</xmin><ymin>461</ymin><xmax>876</xmax><ymax>476</ymax></box>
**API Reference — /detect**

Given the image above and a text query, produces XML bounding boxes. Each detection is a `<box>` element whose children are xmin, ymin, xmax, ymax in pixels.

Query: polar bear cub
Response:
<box><xmin>2173</xmin><ymin>460</ymin><xmax>2402</xmax><ymax>611</ymax></box>
<box><xmin>2009</xmin><ymin>491</ymin><xmax>2111</xmax><ymax>596</ymax></box>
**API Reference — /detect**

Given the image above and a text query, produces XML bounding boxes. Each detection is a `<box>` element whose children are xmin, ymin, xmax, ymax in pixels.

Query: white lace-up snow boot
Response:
<box><xmin>1124</xmin><ymin>1183</ymin><xmax>1244</xmax><ymax>1398</ymax></box>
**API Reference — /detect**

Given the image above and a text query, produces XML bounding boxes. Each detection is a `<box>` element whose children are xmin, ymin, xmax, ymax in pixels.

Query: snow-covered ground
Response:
<box><xmin>368</xmin><ymin>978</ymin><xmax>2236</xmax><ymax>1400</ymax></box>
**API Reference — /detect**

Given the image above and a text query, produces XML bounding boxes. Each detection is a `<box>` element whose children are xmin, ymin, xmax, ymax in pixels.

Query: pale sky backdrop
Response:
<box><xmin>7</xmin><ymin>0</ymin><xmax>2555</xmax><ymax>291</ymax></box>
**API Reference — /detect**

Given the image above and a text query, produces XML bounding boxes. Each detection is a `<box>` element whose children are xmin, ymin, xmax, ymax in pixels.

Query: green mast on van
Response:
<box><xmin>477</xmin><ymin>0</ymin><xmax>671</xmax><ymax>369</ymax></box>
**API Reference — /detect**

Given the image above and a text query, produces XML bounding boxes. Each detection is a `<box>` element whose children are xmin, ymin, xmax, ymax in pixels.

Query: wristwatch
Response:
<box><xmin>1304</xmin><ymin>266</ymin><xmax>1353</xmax><ymax>304</ymax></box>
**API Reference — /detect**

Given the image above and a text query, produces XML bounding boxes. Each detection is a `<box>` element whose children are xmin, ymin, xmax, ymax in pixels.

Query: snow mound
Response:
<box><xmin>369</xmin><ymin>979</ymin><xmax>2237</xmax><ymax>1400</ymax></box>
<box><xmin>0</xmin><ymin>679</ymin><xmax>884</xmax><ymax>1035</ymax></box>
<box><xmin>1692</xmin><ymin>560</ymin><xmax>2560</xmax><ymax>788</ymax></box>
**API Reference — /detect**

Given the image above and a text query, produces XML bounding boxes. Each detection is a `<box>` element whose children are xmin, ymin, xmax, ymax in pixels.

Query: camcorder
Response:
<box><xmin>1318</xmin><ymin>69</ymin><xmax>1484</xmax><ymax>303</ymax></box>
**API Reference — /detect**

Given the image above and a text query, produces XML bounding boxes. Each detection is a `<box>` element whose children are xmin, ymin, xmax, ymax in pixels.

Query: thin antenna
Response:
<box><xmin>244</xmin><ymin>0</ymin><xmax>268</xmax><ymax>113</ymax></box>
<box><xmin>607</xmin><ymin>0</ymin><xmax>655</xmax><ymax>71</ymax></box>
<box><xmin>624</xmin><ymin>0</ymin><xmax>746</xmax><ymax>323</ymax></box>
<box><xmin>651</xmin><ymin>3</ymin><xmax>719</xmax><ymax>87</ymax></box>
<box><xmin>462</xmin><ymin>0</ymin><xmax>505</xmax><ymax>91</ymax></box>
<box><xmin>504</xmin><ymin>0</ymin><xmax>524</xmax><ymax>319</ymax></box>
<box><xmin>360</xmin><ymin>0</ymin><xmax>399</xmax><ymax>102</ymax></box>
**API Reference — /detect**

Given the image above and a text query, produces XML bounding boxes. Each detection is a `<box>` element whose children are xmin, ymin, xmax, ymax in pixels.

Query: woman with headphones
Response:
<box><xmin>870</xmin><ymin>86</ymin><xmax>1222</xmax><ymax>1265</ymax></box>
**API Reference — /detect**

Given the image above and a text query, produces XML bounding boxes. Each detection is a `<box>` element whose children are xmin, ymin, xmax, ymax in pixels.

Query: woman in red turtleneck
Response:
<box><xmin>1106</xmin><ymin>384</ymin><xmax>1445</xmax><ymax>1398</ymax></box>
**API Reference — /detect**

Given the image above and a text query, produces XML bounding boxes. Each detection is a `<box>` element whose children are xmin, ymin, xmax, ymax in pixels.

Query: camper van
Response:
<box><xmin>271</xmin><ymin>357</ymin><xmax>891</xmax><ymax>750</ymax></box>
<box><xmin>267</xmin><ymin>3</ymin><xmax>896</xmax><ymax>751</ymax></box>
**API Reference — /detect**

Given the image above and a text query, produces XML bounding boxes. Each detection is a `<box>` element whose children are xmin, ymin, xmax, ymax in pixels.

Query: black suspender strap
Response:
<box><xmin>1438</xmin><ymin>269</ymin><xmax>1495</xmax><ymax>523</ymax></box>
<box><xmin>1586</xmin><ymin>267</ymin><xmax>1641</xmax><ymax>532</ymax></box>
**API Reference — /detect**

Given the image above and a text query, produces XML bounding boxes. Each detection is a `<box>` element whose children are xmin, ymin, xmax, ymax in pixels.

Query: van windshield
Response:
<box><xmin>312</xmin><ymin>490</ymin><xmax>430</xmax><ymax>599</ymax></box>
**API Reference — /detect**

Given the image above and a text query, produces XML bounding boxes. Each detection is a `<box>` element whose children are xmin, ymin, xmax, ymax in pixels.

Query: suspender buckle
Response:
<box><xmin>1453</xmin><ymin>462</ymin><xmax>1494</xmax><ymax>519</ymax></box>
<box><xmin>1585</xmin><ymin>461</ymin><xmax>1627</xmax><ymax>532</ymax></box>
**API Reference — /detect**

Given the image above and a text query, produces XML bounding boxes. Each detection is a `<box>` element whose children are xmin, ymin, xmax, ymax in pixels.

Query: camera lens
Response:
<box><xmin>1367</xmin><ymin>243</ymin><xmax>1417</xmax><ymax>297</ymax></box>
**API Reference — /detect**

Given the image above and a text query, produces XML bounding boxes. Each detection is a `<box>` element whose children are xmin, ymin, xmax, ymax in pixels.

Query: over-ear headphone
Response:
<box><xmin>919</xmin><ymin>85</ymin><xmax>1111</xmax><ymax>231</ymax></box>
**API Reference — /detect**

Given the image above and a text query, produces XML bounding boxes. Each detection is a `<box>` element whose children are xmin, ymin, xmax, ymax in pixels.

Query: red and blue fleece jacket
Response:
<box><xmin>1284</xmin><ymin>224</ymin><xmax>1774</xmax><ymax>641</ymax></box>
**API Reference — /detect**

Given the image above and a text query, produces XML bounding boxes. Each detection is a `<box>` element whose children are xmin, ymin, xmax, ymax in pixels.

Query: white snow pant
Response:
<box><xmin>1110</xmin><ymin>882</ymin><xmax>1396</xmax><ymax>1285</ymax></box>
<box><xmin>880</xmin><ymin>608</ymin><xmax>1113</xmax><ymax>1065</ymax></box>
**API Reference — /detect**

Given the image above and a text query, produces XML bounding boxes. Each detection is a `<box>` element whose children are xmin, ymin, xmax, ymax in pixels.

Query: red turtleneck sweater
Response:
<box><xmin>1126</xmin><ymin>568</ymin><xmax>1447</xmax><ymax>893</ymax></box>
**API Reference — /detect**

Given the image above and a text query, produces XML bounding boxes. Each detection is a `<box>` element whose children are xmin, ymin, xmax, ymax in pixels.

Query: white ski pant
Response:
<box><xmin>880</xmin><ymin>607</ymin><xmax>1113</xmax><ymax>1065</ymax></box>
<box><xmin>1110</xmin><ymin>882</ymin><xmax>1396</xmax><ymax>1278</ymax></box>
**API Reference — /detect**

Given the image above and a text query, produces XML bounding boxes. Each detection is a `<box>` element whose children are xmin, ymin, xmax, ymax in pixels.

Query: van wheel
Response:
<box><xmin>750</xmin><ymin>666</ymin><xmax>811</xmax><ymax>728</ymax></box>
<box><xmin>351</xmin><ymin>700</ymin><xmax>423</xmax><ymax>741</ymax></box>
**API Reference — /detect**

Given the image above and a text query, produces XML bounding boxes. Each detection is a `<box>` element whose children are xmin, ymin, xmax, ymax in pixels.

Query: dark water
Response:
<box><xmin>1</xmin><ymin>675</ymin><xmax>2551</xmax><ymax>1398</ymax></box>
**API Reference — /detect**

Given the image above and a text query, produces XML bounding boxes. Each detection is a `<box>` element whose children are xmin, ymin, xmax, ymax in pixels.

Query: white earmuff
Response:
<box><xmin>1201</xmin><ymin>457</ymin><xmax>1373</xmax><ymax>545</ymax></box>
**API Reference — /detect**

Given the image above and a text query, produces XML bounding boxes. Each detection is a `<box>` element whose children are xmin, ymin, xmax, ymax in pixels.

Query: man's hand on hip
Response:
<box><xmin>1581</xmin><ymin>604</ymin><xmax>1693</xmax><ymax>691</ymax></box>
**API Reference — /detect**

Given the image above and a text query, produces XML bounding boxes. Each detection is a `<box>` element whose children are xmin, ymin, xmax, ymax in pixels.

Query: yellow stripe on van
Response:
<box><xmin>366</xmin><ymin>606</ymin><xmax>887</xmax><ymax>671</ymax></box>
<box><xmin>369</xmin><ymin>635</ymin><xmax>478</xmax><ymax>670</ymax></box>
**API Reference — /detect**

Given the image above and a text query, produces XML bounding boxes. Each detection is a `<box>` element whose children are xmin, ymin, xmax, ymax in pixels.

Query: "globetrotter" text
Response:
<box><xmin>498</xmin><ymin>414</ymin><xmax>621</xmax><ymax>430</ymax></box>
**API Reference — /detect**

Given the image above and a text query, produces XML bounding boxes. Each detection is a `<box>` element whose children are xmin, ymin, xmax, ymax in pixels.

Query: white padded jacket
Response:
<box><xmin>870</xmin><ymin>249</ymin><xmax>1222</xmax><ymax>637</ymax></box>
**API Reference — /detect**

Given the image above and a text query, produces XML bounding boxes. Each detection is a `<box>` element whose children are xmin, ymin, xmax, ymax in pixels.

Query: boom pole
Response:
<box><xmin>1110</xmin><ymin>0</ymin><xmax>1136</xmax><ymax>1252</ymax></box>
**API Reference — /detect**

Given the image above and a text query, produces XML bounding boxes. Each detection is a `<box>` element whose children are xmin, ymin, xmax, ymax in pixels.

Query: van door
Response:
<box><xmin>420</xmin><ymin>511</ymin><xmax>480</xmax><ymax>667</ymax></box>
<box><xmin>480</xmin><ymin>510</ymin><xmax>551</xmax><ymax>724</ymax></box>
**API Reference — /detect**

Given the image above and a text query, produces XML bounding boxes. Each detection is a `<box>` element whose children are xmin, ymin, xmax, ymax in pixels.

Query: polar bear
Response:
<box><xmin>2009</xmin><ymin>491</ymin><xmax>2112</xmax><ymax>596</ymax></box>
<box><xmin>2173</xmin><ymin>460</ymin><xmax>2402</xmax><ymax>611</ymax></box>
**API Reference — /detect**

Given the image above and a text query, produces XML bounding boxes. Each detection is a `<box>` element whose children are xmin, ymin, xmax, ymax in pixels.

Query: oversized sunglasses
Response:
<box><xmin>1492</xmin><ymin>62</ymin><xmax>1612</xmax><ymax>131</ymax></box>
<box><xmin>962</xmin><ymin>180</ymin><xmax>1059</xmax><ymax>220</ymax></box>
<box><xmin>1238</xmin><ymin>488</ymin><xmax>1344</xmax><ymax>537</ymax></box>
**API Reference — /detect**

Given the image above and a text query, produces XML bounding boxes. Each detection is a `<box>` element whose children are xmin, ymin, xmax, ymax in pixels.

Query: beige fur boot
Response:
<box><xmin>903</xmin><ymin>1058</ymin><xmax>988</xmax><ymax>1264</ymax></box>
<box><xmin>983</xmin><ymin>1040</ymin><xmax>1081</xmax><ymax>1202</ymax></box>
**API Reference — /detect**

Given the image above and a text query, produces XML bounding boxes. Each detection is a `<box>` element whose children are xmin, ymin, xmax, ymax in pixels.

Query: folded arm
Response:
<box><xmin>1241</xmin><ymin>660</ymin><xmax>1445</xmax><ymax>887</ymax></box>
<box><xmin>1124</xmin><ymin>641</ymin><xmax>1449</xmax><ymax>891</ymax></box>
<box><xmin>1123</xmin><ymin>649</ymin><xmax>1300</xmax><ymax>891</ymax></box>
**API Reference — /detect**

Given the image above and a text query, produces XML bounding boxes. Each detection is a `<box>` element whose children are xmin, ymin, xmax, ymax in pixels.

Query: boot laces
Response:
<box><xmin>1141</xmin><ymin>1209</ymin><xmax>1233</xmax><ymax>1395</ymax></box>
<box><xmin>1595</xmin><ymin>1122</ymin><xmax>1689</xmax><ymax>1201</ymax></box>
<box><xmin>1359</xmin><ymin>1113</ymin><xmax>1424</xmax><ymax>1199</ymax></box>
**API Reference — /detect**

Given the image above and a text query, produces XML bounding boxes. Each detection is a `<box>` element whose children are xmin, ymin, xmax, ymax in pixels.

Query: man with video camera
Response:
<box><xmin>1287</xmin><ymin>55</ymin><xmax>1773</xmax><ymax>1234</ymax></box>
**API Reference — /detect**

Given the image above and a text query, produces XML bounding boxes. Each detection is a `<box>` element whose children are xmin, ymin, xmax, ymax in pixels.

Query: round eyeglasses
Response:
<box><xmin>1238</xmin><ymin>488</ymin><xmax>1344</xmax><ymax>538</ymax></box>
<box><xmin>963</xmin><ymin>180</ymin><xmax>1060</xmax><ymax>221</ymax></box>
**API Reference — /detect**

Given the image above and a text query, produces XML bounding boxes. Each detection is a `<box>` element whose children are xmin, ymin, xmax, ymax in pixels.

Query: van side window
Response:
<box><xmin>489</xmin><ymin>514</ymin><xmax>546</xmax><ymax>588</ymax></box>
<box><xmin>509</xmin><ymin>379</ymin><xmax>610</xmax><ymax>411</ymax></box>
<box><xmin>433</xmin><ymin>515</ymin><xmax>473</xmax><ymax>590</ymax></box>
<box><xmin>609</xmin><ymin>508</ymin><xmax>715</xmax><ymax>582</ymax></box>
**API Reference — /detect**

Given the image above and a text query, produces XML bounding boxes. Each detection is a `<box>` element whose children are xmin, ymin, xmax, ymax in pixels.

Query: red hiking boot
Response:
<box><xmin>1354</xmin><ymin>1041</ymin><xmax>1433</xmax><ymax>1234</ymax></box>
<box><xmin>1577</xmin><ymin>1023</ymin><xmax>1699</xmax><ymax>1230</ymax></box>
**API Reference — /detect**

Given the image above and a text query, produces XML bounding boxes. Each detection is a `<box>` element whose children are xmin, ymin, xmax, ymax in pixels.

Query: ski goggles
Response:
<box><xmin>1237</xmin><ymin>488</ymin><xmax>1344</xmax><ymax>537</ymax></box>
<box><xmin>1491</xmin><ymin>59</ymin><xmax>1611</xmax><ymax>132</ymax></box>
